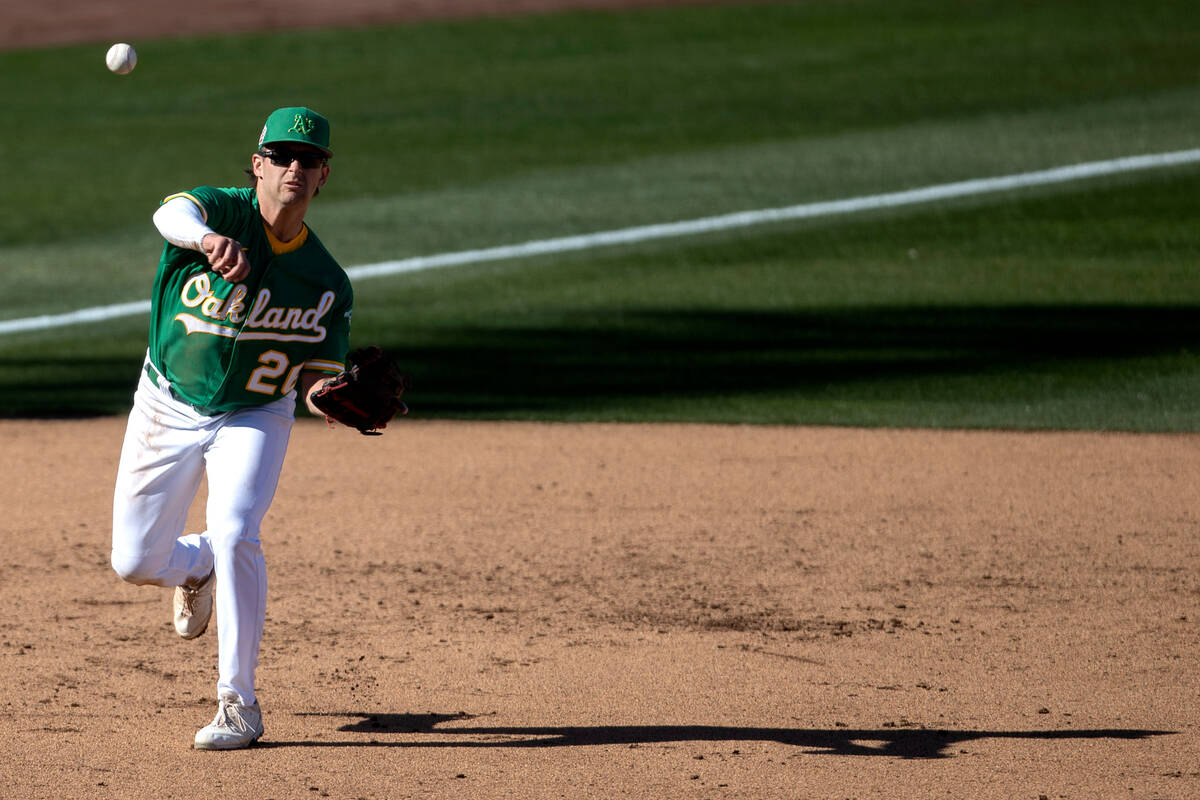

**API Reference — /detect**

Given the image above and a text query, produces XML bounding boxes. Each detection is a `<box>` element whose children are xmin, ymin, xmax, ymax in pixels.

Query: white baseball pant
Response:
<box><xmin>111</xmin><ymin>360</ymin><xmax>294</xmax><ymax>707</ymax></box>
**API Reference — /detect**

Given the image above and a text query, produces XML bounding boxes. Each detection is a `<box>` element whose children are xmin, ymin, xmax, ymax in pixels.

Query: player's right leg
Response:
<box><xmin>110</xmin><ymin>366</ymin><xmax>211</xmax><ymax>587</ymax></box>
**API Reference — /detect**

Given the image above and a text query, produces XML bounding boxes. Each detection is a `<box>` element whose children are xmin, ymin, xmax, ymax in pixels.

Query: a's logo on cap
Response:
<box><xmin>288</xmin><ymin>115</ymin><xmax>316</xmax><ymax>136</ymax></box>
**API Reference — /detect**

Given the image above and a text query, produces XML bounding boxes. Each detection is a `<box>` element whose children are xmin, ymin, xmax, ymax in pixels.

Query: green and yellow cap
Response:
<box><xmin>257</xmin><ymin>107</ymin><xmax>332</xmax><ymax>157</ymax></box>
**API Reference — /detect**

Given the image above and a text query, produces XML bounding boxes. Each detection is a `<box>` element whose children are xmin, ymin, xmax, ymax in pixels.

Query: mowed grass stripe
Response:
<box><xmin>3</xmin><ymin>147</ymin><xmax>1197</xmax><ymax>337</ymax></box>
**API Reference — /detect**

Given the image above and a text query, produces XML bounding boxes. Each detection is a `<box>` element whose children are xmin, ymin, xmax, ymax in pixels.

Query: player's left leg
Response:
<box><xmin>193</xmin><ymin>396</ymin><xmax>294</xmax><ymax>749</ymax></box>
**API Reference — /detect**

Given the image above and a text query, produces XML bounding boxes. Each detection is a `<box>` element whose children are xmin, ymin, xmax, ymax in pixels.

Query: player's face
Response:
<box><xmin>253</xmin><ymin>145</ymin><xmax>329</xmax><ymax>207</ymax></box>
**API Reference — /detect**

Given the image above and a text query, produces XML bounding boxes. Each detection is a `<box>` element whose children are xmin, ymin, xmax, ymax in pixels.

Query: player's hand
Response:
<box><xmin>201</xmin><ymin>233</ymin><xmax>251</xmax><ymax>283</ymax></box>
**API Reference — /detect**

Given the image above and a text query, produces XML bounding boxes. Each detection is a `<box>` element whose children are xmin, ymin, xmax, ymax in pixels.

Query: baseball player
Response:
<box><xmin>110</xmin><ymin>107</ymin><xmax>351</xmax><ymax>750</ymax></box>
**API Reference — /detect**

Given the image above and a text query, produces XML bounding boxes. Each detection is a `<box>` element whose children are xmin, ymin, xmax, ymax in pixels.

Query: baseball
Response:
<box><xmin>105</xmin><ymin>43</ymin><xmax>137</xmax><ymax>75</ymax></box>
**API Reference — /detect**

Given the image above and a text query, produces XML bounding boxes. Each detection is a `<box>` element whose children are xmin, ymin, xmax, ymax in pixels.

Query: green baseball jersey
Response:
<box><xmin>148</xmin><ymin>186</ymin><xmax>352</xmax><ymax>414</ymax></box>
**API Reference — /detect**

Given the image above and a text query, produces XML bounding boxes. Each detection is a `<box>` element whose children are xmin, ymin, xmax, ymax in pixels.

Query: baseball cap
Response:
<box><xmin>257</xmin><ymin>107</ymin><xmax>333</xmax><ymax>157</ymax></box>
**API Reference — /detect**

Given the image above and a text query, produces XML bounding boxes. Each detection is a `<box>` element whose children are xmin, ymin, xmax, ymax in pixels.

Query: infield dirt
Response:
<box><xmin>2</xmin><ymin>418</ymin><xmax>1198</xmax><ymax>798</ymax></box>
<box><xmin>4</xmin><ymin>2</ymin><xmax>1200</xmax><ymax>799</ymax></box>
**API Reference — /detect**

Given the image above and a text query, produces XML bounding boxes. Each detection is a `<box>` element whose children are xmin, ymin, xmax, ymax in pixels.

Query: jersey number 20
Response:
<box><xmin>247</xmin><ymin>350</ymin><xmax>303</xmax><ymax>397</ymax></box>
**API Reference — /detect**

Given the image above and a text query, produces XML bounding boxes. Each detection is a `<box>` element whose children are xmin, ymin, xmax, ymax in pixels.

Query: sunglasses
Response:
<box><xmin>259</xmin><ymin>148</ymin><xmax>326</xmax><ymax>169</ymax></box>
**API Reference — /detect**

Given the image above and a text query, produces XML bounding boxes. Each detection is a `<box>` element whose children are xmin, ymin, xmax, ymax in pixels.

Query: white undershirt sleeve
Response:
<box><xmin>152</xmin><ymin>194</ymin><xmax>215</xmax><ymax>252</ymax></box>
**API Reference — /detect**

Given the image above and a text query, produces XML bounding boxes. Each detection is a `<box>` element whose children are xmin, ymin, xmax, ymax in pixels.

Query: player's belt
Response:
<box><xmin>144</xmin><ymin>359</ymin><xmax>167</xmax><ymax>391</ymax></box>
<box><xmin>142</xmin><ymin>357</ymin><xmax>226</xmax><ymax>416</ymax></box>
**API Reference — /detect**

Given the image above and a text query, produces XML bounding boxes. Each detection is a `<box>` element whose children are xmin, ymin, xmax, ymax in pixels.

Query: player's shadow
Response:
<box><xmin>274</xmin><ymin>712</ymin><xmax>1171</xmax><ymax>759</ymax></box>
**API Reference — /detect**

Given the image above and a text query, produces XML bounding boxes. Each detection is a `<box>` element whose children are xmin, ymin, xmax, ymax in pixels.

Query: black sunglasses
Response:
<box><xmin>259</xmin><ymin>148</ymin><xmax>326</xmax><ymax>169</ymax></box>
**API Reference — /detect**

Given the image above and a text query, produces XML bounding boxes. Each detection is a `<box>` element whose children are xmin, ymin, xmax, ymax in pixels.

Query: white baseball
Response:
<box><xmin>105</xmin><ymin>43</ymin><xmax>137</xmax><ymax>75</ymax></box>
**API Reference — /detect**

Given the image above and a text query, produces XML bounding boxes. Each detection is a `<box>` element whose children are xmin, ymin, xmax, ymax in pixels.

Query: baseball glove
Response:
<box><xmin>311</xmin><ymin>346</ymin><xmax>411</xmax><ymax>435</ymax></box>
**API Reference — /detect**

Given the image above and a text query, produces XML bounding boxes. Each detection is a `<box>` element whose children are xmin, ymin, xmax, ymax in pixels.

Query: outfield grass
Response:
<box><xmin>2</xmin><ymin>0</ymin><xmax>1199</xmax><ymax>428</ymax></box>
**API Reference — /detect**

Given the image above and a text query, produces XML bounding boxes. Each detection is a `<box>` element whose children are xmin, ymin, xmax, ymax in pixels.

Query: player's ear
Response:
<box><xmin>250</xmin><ymin>153</ymin><xmax>267</xmax><ymax>180</ymax></box>
<box><xmin>318</xmin><ymin>163</ymin><xmax>329</xmax><ymax>188</ymax></box>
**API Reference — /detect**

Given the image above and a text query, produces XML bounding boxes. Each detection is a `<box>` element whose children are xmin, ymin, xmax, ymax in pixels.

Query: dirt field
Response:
<box><xmin>3</xmin><ymin>417</ymin><xmax>1198</xmax><ymax>798</ymax></box>
<box><xmin>5</xmin><ymin>2</ymin><xmax>1200</xmax><ymax>798</ymax></box>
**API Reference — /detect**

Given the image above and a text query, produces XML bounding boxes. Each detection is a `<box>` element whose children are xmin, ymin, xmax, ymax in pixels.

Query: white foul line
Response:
<box><xmin>4</xmin><ymin>148</ymin><xmax>1199</xmax><ymax>337</ymax></box>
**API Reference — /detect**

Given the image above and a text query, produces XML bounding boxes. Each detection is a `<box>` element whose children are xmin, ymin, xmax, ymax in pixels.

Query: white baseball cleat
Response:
<box><xmin>173</xmin><ymin>570</ymin><xmax>215</xmax><ymax>639</ymax></box>
<box><xmin>194</xmin><ymin>692</ymin><xmax>264</xmax><ymax>750</ymax></box>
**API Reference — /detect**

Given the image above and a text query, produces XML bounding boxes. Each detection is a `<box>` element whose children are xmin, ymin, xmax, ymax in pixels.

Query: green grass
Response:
<box><xmin>2</xmin><ymin>0</ymin><xmax>1199</xmax><ymax>429</ymax></box>
<box><xmin>342</xmin><ymin>170</ymin><xmax>1200</xmax><ymax>429</ymax></box>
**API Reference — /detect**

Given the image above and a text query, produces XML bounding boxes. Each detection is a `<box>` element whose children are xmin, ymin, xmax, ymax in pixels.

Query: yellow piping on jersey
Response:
<box><xmin>305</xmin><ymin>358</ymin><xmax>345</xmax><ymax>374</ymax></box>
<box><xmin>162</xmin><ymin>192</ymin><xmax>208</xmax><ymax>223</ymax></box>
